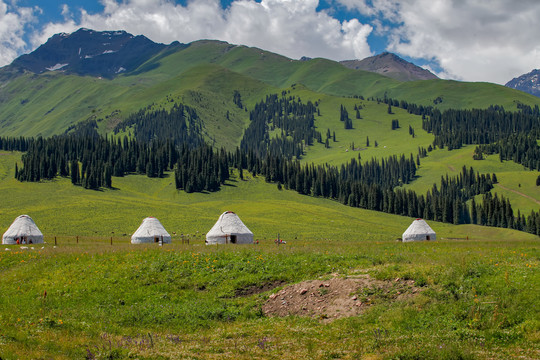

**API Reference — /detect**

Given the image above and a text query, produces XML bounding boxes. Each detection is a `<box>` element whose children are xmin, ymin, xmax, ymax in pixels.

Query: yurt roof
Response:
<box><xmin>132</xmin><ymin>217</ymin><xmax>170</xmax><ymax>237</ymax></box>
<box><xmin>207</xmin><ymin>211</ymin><xmax>253</xmax><ymax>236</ymax></box>
<box><xmin>3</xmin><ymin>215</ymin><xmax>43</xmax><ymax>237</ymax></box>
<box><xmin>403</xmin><ymin>218</ymin><xmax>435</xmax><ymax>236</ymax></box>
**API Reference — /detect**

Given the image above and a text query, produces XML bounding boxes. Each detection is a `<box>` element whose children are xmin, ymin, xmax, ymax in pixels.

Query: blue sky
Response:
<box><xmin>2</xmin><ymin>0</ymin><xmax>540</xmax><ymax>84</ymax></box>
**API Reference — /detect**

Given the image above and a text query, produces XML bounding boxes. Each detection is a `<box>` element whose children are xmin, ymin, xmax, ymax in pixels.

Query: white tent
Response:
<box><xmin>2</xmin><ymin>215</ymin><xmax>44</xmax><ymax>245</ymax></box>
<box><xmin>206</xmin><ymin>211</ymin><xmax>253</xmax><ymax>245</ymax></box>
<box><xmin>131</xmin><ymin>217</ymin><xmax>171</xmax><ymax>244</ymax></box>
<box><xmin>402</xmin><ymin>218</ymin><xmax>436</xmax><ymax>242</ymax></box>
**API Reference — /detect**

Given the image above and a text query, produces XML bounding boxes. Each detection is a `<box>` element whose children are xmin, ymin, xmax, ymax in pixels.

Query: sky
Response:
<box><xmin>1</xmin><ymin>0</ymin><xmax>540</xmax><ymax>85</ymax></box>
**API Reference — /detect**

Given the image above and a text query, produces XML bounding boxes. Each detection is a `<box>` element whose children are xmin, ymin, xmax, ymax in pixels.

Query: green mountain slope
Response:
<box><xmin>2</xmin><ymin>38</ymin><xmax>540</xmax><ymax>141</ymax></box>
<box><xmin>382</xmin><ymin>79</ymin><xmax>540</xmax><ymax>110</ymax></box>
<box><xmin>0</xmin><ymin>35</ymin><xmax>538</xmax><ymax>218</ymax></box>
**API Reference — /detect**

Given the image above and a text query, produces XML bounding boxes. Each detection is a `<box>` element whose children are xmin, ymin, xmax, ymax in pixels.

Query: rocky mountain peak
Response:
<box><xmin>340</xmin><ymin>52</ymin><xmax>438</xmax><ymax>82</ymax></box>
<box><xmin>505</xmin><ymin>69</ymin><xmax>540</xmax><ymax>97</ymax></box>
<box><xmin>11</xmin><ymin>28</ymin><xmax>172</xmax><ymax>78</ymax></box>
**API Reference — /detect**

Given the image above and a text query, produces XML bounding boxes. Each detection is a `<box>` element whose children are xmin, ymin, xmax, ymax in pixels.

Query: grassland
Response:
<box><xmin>0</xmin><ymin>151</ymin><xmax>445</xmax><ymax>240</ymax></box>
<box><xmin>2</xmin><ymin>39</ymin><xmax>540</xmax><ymax>140</ymax></box>
<box><xmin>0</xmin><ymin>38</ymin><xmax>539</xmax><ymax>358</ymax></box>
<box><xmin>0</xmin><ymin>151</ymin><xmax>539</xmax><ymax>359</ymax></box>
<box><xmin>402</xmin><ymin>147</ymin><xmax>540</xmax><ymax>215</ymax></box>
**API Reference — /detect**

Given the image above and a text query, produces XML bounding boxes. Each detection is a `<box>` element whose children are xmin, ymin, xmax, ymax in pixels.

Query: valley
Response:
<box><xmin>0</xmin><ymin>28</ymin><xmax>538</xmax><ymax>359</ymax></box>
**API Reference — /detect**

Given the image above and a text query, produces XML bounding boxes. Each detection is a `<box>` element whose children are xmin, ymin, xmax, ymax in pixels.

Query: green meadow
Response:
<box><xmin>0</xmin><ymin>151</ymin><xmax>539</xmax><ymax>359</ymax></box>
<box><xmin>0</xmin><ymin>38</ymin><xmax>539</xmax><ymax>359</ymax></box>
<box><xmin>403</xmin><ymin>147</ymin><xmax>540</xmax><ymax>215</ymax></box>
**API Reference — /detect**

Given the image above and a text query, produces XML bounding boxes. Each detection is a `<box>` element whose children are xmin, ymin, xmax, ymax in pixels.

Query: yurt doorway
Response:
<box><xmin>154</xmin><ymin>236</ymin><xmax>159</xmax><ymax>243</ymax></box>
<box><xmin>230</xmin><ymin>235</ymin><xmax>237</xmax><ymax>244</ymax></box>
<box><xmin>426</xmin><ymin>236</ymin><xmax>431</xmax><ymax>240</ymax></box>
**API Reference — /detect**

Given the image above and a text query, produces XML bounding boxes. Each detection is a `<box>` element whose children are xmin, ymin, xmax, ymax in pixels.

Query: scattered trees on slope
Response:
<box><xmin>2</xmin><ymin>94</ymin><xmax>539</xmax><ymax>235</ymax></box>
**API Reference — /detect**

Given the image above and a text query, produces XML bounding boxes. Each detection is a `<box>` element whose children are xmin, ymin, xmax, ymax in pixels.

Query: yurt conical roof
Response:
<box><xmin>2</xmin><ymin>215</ymin><xmax>44</xmax><ymax>245</ymax></box>
<box><xmin>402</xmin><ymin>218</ymin><xmax>436</xmax><ymax>242</ymax></box>
<box><xmin>206</xmin><ymin>211</ymin><xmax>253</xmax><ymax>245</ymax></box>
<box><xmin>131</xmin><ymin>217</ymin><xmax>171</xmax><ymax>244</ymax></box>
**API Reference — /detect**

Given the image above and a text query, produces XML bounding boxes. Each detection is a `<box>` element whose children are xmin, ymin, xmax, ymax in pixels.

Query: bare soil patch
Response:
<box><xmin>235</xmin><ymin>280</ymin><xmax>286</xmax><ymax>297</ymax></box>
<box><xmin>263</xmin><ymin>274</ymin><xmax>421</xmax><ymax>322</ymax></box>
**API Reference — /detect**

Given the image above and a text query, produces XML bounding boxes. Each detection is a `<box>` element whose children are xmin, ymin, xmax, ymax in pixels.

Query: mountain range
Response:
<box><xmin>10</xmin><ymin>28</ymin><xmax>435</xmax><ymax>82</ymax></box>
<box><xmin>505</xmin><ymin>69</ymin><xmax>540</xmax><ymax>97</ymax></box>
<box><xmin>0</xmin><ymin>28</ymin><xmax>538</xmax><ymax>231</ymax></box>
<box><xmin>1</xmin><ymin>28</ymin><xmax>539</xmax><ymax>141</ymax></box>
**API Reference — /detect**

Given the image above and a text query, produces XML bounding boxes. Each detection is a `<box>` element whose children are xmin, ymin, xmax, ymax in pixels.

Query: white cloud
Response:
<box><xmin>61</xmin><ymin>4</ymin><xmax>70</xmax><ymax>18</ymax></box>
<box><xmin>0</xmin><ymin>1</ymin><xmax>39</xmax><ymax>66</ymax></box>
<box><xmin>29</xmin><ymin>0</ymin><xmax>373</xmax><ymax>64</ymax></box>
<box><xmin>222</xmin><ymin>0</ymin><xmax>372</xmax><ymax>60</ymax></box>
<box><xmin>338</xmin><ymin>0</ymin><xmax>540</xmax><ymax>84</ymax></box>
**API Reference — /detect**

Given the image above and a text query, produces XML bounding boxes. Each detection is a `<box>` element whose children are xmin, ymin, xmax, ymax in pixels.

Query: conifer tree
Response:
<box><xmin>70</xmin><ymin>160</ymin><xmax>79</xmax><ymax>185</ymax></box>
<box><xmin>470</xmin><ymin>197</ymin><xmax>477</xmax><ymax>224</ymax></box>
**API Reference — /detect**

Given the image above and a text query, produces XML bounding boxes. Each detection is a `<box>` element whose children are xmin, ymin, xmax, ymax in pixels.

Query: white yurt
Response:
<box><xmin>131</xmin><ymin>217</ymin><xmax>171</xmax><ymax>244</ymax></box>
<box><xmin>402</xmin><ymin>218</ymin><xmax>436</xmax><ymax>242</ymax></box>
<box><xmin>206</xmin><ymin>211</ymin><xmax>253</xmax><ymax>245</ymax></box>
<box><xmin>2</xmin><ymin>215</ymin><xmax>44</xmax><ymax>245</ymax></box>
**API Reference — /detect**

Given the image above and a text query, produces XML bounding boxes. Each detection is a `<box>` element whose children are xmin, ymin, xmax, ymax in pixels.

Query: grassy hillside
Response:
<box><xmin>379</xmin><ymin>79</ymin><xmax>540</xmax><ymax>110</ymax></box>
<box><xmin>0</xmin><ymin>151</ymin><xmax>462</xmax><ymax>239</ymax></box>
<box><xmin>0</xmin><ymin>64</ymin><xmax>277</xmax><ymax>151</ymax></box>
<box><xmin>284</xmin><ymin>84</ymin><xmax>433</xmax><ymax>166</ymax></box>
<box><xmin>265</xmin><ymin>85</ymin><xmax>540</xmax><ymax>216</ymax></box>
<box><xmin>0</xmin><ymin>72</ymin><xmax>127</xmax><ymax>136</ymax></box>
<box><xmin>133</xmin><ymin>41</ymin><xmax>540</xmax><ymax>110</ymax></box>
<box><xmin>2</xmin><ymin>39</ymin><xmax>540</xmax><ymax>141</ymax></box>
<box><xmin>403</xmin><ymin>147</ymin><xmax>540</xmax><ymax>215</ymax></box>
<box><xmin>0</xmin><ymin>151</ymin><xmax>538</xmax><ymax>359</ymax></box>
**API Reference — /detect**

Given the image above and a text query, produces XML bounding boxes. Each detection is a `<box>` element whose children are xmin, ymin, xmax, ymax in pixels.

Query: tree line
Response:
<box><xmin>113</xmin><ymin>102</ymin><xmax>204</xmax><ymax>147</ymax></box>
<box><xmin>240</xmin><ymin>93</ymin><xmax>320</xmax><ymax>160</ymax></box>
<box><xmin>5</xmin><ymin>134</ymin><xmax>229</xmax><ymax>192</ymax></box>
<box><xmin>473</xmin><ymin>132</ymin><xmax>540</xmax><ymax>170</ymax></box>
<box><xmin>374</xmin><ymin>96</ymin><xmax>540</xmax><ymax>171</ymax></box>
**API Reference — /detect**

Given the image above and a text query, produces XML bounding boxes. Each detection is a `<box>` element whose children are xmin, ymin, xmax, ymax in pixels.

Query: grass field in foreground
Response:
<box><xmin>0</xmin><ymin>234</ymin><xmax>538</xmax><ymax>359</ymax></box>
<box><xmin>0</xmin><ymin>151</ymin><xmax>539</xmax><ymax>359</ymax></box>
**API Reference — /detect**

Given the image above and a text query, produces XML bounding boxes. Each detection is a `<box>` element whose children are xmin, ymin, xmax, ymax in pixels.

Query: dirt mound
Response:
<box><xmin>263</xmin><ymin>274</ymin><xmax>420</xmax><ymax>322</ymax></box>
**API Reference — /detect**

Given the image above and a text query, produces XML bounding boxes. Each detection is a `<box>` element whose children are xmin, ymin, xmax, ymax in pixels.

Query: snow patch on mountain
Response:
<box><xmin>46</xmin><ymin>63</ymin><xmax>68</xmax><ymax>71</ymax></box>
